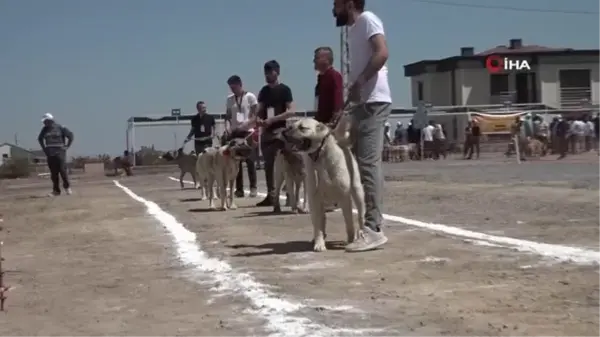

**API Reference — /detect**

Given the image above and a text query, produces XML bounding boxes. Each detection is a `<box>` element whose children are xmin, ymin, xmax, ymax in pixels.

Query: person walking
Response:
<box><xmin>224</xmin><ymin>75</ymin><xmax>258</xmax><ymax>198</ymax></box>
<box><xmin>185</xmin><ymin>101</ymin><xmax>215</xmax><ymax>154</ymax></box>
<box><xmin>37</xmin><ymin>113</ymin><xmax>74</xmax><ymax>196</ymax></box>
<box><xmin>334</xmin><ymin>0</ymin><xmax>391</xmax><ymax>252</ymax></box>
<box><xmin>255</xmin><ymin>60</ymin><xmax>296</xmax><ymax>207</ymax></box>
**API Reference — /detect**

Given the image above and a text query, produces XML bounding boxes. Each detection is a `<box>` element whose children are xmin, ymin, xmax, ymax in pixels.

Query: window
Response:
<box><xmin>489</xmin><ymin>74</ymin><xmax>509</xmax><ymax>96</ymax></box>
<box><xmin>417</xmin><ymin>81</ymin><xmax>424</xmax><ymax>101</ymax></box>
<box><xmin>559</xmin><ymin>69</ymin><xmax>592</xmax><ymax>108</ymax></box>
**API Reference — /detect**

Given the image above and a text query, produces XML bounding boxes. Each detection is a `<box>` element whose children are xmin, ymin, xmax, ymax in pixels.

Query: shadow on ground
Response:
<box><xmin>227</xmin><ymin>240</ymin><xmax>346</xmax><ymax>257</ymax></box>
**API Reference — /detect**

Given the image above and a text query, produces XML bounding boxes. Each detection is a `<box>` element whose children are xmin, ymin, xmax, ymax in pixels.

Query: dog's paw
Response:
<box><xmin>295</xmin><ymin>207</ymin><xmax>308</xmax><ymax>214</ymax></box>
<box><xmin>313</xmin><ymin>238</ymin><xmax>327</xmax><ymax>252</ymax></box>
<box><xmin>273</xmin><ymin>205</ymin><xmax>282</xmax><ymax>213</ymax></box>
<box><xmin>218</xmin><ymin>206</ymin><xmax>228</xmax><ymax>211</ymax></box>
<box><xmin>229</xmin><ymin>203</ymin><xmax>238</xmax><ymax>210</ymax></box>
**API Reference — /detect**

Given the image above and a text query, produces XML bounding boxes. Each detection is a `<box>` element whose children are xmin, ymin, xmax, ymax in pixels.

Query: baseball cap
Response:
<box><xmin>41</xmin><ymin>113</ymin><xmax>54</xmax><ymax>122</ymax></box>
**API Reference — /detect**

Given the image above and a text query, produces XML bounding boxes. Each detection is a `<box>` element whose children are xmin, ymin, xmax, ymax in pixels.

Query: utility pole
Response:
<box><xmin>339</xmin><ymin>26</ymin><xmax>350</xmax><ymax>97</ymax></box>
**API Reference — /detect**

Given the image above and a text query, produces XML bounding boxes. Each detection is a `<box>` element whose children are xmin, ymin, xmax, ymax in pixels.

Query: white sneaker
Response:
<box><xmin>345</xmin><ymin>227</ymin><xmax>388</xmax><ymax>252</ymax></box>
<box><xmin>47</xmin><ymin>191</ymin><xmax>60</xmax><ymax>197</ymax></box>
<box><xmin>65</xmin><ymin>188</ymin><xmax>73</xmax><ymax>195</ymax></box>
<box><xmin>249</xmin><ymin>188</ymin><xmax>258</xmax><ymax>198</ymax></box>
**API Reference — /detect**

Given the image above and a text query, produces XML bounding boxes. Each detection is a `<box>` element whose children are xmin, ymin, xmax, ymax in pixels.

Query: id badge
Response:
<box><xmin>267</xmin><ymin>107</ymin><xmax>275</xmax><ymax>118</ymax></box>
<box><xmin>199</xmin><ymin>125</ymin><xmax>205</xmax><ymax>133</ymax></box>
<box><xmin>236</xmin><ymin>112</ymin><xmax>245</xmax><ymax>123</ymax></box>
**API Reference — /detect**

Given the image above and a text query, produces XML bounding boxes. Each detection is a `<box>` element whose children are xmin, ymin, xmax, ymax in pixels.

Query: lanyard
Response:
<box><xmin>234</xmin><ymin>92</ymin><xmax>246</xmax><ymax>114</ymax></box>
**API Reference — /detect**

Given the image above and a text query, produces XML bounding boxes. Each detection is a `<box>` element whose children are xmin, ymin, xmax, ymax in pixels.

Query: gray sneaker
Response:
<box><xmin>65</xmin><ymin>188</ymin><xmax>73</xmax><ymax>195</ymax></box>
<box><xmin>345</xmin><ymin>227</ymin><xmax>388</xmax><ymax>252</ymax></box>
<box><xmin>47</xmin><ymin>191</ymin><xmax>60</xmax><ymax>197</ymax></box>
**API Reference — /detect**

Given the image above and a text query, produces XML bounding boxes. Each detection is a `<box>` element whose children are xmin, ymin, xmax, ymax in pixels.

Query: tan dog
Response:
<box><xmin>271</xmin><ymin>133</ymin><xmax>307</xmax><ymax>214</ymax></box>
<box><xmin>526</xmin><ymin>137</ymin><xmax>546</xmax><ymax>158</ymax></box>
<box><xmin>161</xmin><ymin>148</ymin><xmax>198</xmax><ymax>189</ymax></box>
<box><xmin>282</xmin><ymin>118</ymin><xmax>365</xmax><ymax>252</ymax></box>
<box><xmin>196</xmin><ymin>138</ymin><xmax>254</xmax><ymax>211</ymax></box>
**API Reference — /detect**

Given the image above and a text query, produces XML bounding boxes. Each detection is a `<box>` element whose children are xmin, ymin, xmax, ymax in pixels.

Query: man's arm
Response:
<box><xmin>224</xmin><ymin>104</ymin><xmax>232</xmax><ymax>132</ymax></box>
<box><xmin>37</xmin><ymin>128</ymin><xmax>46</xmax><ymax>151</ymax></box>
<box><xmin>355</xmin><ymin>14</ymin><xmax>389</xmax><ymax>85</ymax></box>
<box><xmin>186</xmin><ymin>118</ymin><xmax>196</xmax><ymax>140</ymax></box>
<box><xmin>330</xmin><ymin>70</ymin><xmax>344</xmax><ymax>125</ymax></box>
<box><xmin>61</xmin><ymin>126</ymin><xmax>74</xmax><ymax>147</ymax></box>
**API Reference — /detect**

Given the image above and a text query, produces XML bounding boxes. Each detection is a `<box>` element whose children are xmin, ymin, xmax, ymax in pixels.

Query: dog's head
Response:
<box><xmin>160</xmin><ymin>151</ymin><xmax>176</xmax><ymax>161</ymax></box>
<box><xmin>281</xmin><ymin>118</ymin><xmax>329</xmax><ymax>153</ymax></box>
<box><xmin>223</xmin><ymin>137</ymin><xmax>253</xmax><ymax>160</ymax></box>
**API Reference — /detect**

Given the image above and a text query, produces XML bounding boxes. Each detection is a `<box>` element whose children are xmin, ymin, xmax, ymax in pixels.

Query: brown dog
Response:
<box><xmin>161</xmin><ymin>148</ymin><xmax>198</xmax><ymax>189</ymax></box>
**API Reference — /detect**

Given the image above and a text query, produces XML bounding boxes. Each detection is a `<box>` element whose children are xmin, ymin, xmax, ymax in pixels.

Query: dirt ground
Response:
<box><xmin>0</xmin><ymin>153</ymin><xmax>598</xmax><ymax>336</ymax></box>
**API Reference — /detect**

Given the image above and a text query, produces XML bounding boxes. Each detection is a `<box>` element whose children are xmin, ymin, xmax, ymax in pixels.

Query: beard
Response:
<box><xmin>335</xmin><ymin>10</ymin><xmax>349</xmax><ymax>26</ymax></box>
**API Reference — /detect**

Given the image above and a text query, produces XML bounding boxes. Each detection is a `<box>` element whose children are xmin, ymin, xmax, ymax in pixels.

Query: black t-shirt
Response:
<box><xmin>257</xmin><ymin>83</ymin><xmax>293</xmax><ymax>132</ymax></box>
<box><xmin>191</xmin><ymin>113</ymin><xmax>215</xmax><ymax>144</ymax></box>
<box><xmin>471</xmin><ymin>125</ymin><xmax>481</xmax><ymax>137</ymax></box>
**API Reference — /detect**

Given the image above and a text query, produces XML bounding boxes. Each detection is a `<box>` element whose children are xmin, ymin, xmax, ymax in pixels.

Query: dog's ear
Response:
<box><xmin>316</xmin><ymin>122</ymin><xmax>328</xmax><ymax>134</ymax></box>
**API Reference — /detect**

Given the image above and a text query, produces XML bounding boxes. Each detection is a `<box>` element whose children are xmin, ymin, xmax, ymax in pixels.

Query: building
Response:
<box><xmin>404</xmin><ymin>39</ymin><xmax>599</xmax><ymax>109</ymax></box>
<box><xmin>0</xmin><ymin>143</ymin><xmax>46</xmax><ymax>165</ymax></box>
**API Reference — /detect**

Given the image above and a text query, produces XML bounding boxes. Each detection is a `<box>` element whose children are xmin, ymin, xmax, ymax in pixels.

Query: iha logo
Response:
<box><xmin>485</xmin><ymin>55</ymin><xmax>531</xmax><ymax>73</ymax></box>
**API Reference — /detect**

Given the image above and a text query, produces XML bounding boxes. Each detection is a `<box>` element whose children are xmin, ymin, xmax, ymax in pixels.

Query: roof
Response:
<box><xmin>404</xmin><ymin>44</ymin><xmax>599</xmax><ymax>77</ymax></box>
<box><xmin>0</xmin><ymin>143</ymin><xmax>45</xmax><ymax>157</ymax></box>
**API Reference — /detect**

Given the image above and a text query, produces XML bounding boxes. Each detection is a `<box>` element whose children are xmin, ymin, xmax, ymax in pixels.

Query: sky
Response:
<box><xmin>1</xmin><ymin>0</ymin><xmax>598</xmax><ymax>156</ymax></box>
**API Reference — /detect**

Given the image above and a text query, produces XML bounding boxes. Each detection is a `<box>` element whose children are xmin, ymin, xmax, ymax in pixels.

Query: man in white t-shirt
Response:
<box><xmin>334</xmin><ymin>0</ymin><xmax>391</xmax><ymax>252</ymax></box>
<box><xmin>225</xmin><ymin>75</ymin><xmax>258</xmax><ymax>198</ymax></box>
<box><xmin>422</xmin><ymin>121</ymin><xmax>435</xmax><ymax>159</ymax></box>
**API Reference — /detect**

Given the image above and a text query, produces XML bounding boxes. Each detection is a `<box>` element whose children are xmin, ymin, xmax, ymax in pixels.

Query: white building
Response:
<box><xmin>404</xmin><ymin>39</ymin><xmax>599</xmax><ymax>108</ymax></box>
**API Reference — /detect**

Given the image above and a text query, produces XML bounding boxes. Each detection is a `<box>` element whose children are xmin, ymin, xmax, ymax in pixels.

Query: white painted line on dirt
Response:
<box><xmin>170</xmin><ymin>177</ymin><xmax>600</xmax><ymax>265</ymax></box>
<box><xmin>283</xmin><ymin>261</ymin><xmax>341</xmax><ymax>271</ymax></box>
<box><xmin>115</xmin><ymin>180</ymin><xmax>381</xmax><ymax>337</ymax></box>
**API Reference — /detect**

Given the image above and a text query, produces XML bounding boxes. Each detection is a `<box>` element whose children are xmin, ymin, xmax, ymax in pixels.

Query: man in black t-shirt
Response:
<box><xmin>255</xmin><ymin>60</ymin><xmax>295</xmax><ymax>207</ymax></box>
<box><xmin>186</xmin><ymin>101</ymin><xmax>215</xmax><ymax>153</ymax></box>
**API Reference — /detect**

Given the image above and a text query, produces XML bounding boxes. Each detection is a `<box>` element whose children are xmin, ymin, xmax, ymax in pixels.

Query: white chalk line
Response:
<box><xmin>170</xmin><ymin>177</ymin><xmax>600</xmax><ymax>265</ymax></box>
<box><xmin>114</xmin><ymin>180</ymin><xmax>382</xmax><ymax>337</ymax></box>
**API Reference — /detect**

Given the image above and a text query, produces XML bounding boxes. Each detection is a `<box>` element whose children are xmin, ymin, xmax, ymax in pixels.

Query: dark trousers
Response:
<box><xmin>47</xmin><ymin>153</ymin><xmax>70</xmax><ymax>193</ymax></box>
<box><xmin>261</xmin><ymin>141</ymin><xmax>277</xmax><ymax>198</ymax></box>
<box><xmin>464</xmin><ymin>136</ymin><xmax>480</xmax><ymax>158</ymax></box>
<box><xmin>235</xmin><ymin>158</ymin><xmax>257</xmax><ymax>192</ymax></box>
<box><xmin>194</xmin><ymin>141</ymin><xmax>210</xmax><ymax>154</ymax></box>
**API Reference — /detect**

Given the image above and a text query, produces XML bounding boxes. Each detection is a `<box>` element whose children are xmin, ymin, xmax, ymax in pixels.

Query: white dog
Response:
<box><xmin>281</xmin><ymin>118</ymin><xmax>365</xmax><ymax>252</ymax></box>
<box><xmin>196</xmin><ymin>138</ymin><xmax>253</xmax><ymax>211</ymax></box>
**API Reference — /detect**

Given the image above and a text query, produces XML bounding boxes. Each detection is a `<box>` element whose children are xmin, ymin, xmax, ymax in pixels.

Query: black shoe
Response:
<box><xmin>234</xmin><ymin>190</ymin><xmax>245</xmax><ymax>198</ymax></box>
<box><xmin>256</xmin><ymin>196</ymin><xmax>273</xmax><ymax>207</ymax></box>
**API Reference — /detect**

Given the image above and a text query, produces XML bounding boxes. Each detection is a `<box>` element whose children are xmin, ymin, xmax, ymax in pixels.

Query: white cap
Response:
<box><xmin>41</xmin><ymin>113</ymin><xmax>54</xmax><ymax>122</ymax></box>
<box><xmin>384</xmin><ymin>121</ymin><xmax>390</xmax><ymax>127</ymax></box>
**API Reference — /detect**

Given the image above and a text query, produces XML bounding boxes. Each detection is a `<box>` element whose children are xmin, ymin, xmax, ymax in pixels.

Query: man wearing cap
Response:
<box><xmin>224</xmin><ymin>75</ymin><xmax>259</xmax><ymax>198</ymax></box>
<box><xmin>254</xmin><ymin>60</ymin><xmax>295</xmax><ymax>207</ymax></box>
<box><xmin>37</xmin><ymin>113</ymin><xmax>74</xmax><ymax>196</ymax></box>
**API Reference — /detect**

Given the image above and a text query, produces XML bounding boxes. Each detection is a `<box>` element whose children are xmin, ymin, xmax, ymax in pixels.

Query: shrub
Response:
<box><xmin>0</xmin><ymin>158</ymin><xmax>31</xmax><ymax>179</ymax></box>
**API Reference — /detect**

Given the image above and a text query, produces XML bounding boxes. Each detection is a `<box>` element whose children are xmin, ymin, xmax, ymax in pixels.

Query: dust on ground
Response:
<box><xmin>0</xmin><ymin>153</ymin><xmax>598</xmax><ymax>336</ymax></box>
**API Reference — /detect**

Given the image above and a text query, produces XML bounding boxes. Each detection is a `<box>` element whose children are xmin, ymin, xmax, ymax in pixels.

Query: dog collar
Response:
<box><xmin>308</xmin><ymin>131</ymin><xmax>332</xmax><ymax>162</ymax></box>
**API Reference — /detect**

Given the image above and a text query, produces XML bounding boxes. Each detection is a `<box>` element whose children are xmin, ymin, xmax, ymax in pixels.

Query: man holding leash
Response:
<box><xmin>186</xmin><ymin>101</ymin><xmax>215</xmax><ymax>153</ymax></box>
<box><xmin>334</xmin><ymin>0</ymin><xmax>391</xmax><ymax>252</ymax></box>
<box><xmin>254</xmin><ymin>60</ymin><xmax>296</xmax><ymax>207</ymax></box>
<box><xmin>37</xmin><ymin>113</ymin><xmax>74</xmax><ymax>196</ymax></box>
<box><xmin>224</xmin><ymin>75</ymin><xmax>259</xmax><ymax>198</ymax></box>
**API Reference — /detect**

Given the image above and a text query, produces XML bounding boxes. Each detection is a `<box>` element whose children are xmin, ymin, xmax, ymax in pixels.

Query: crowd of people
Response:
<box><xmin>508</xmin><ymin>113</ymin><xmax>599</xmax><ymax>160</ymax></box>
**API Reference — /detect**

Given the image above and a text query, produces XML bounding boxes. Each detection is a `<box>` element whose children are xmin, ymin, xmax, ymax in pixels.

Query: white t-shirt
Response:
<box><xmin>423</xmin><ymin>125</ymin><xmax>435</xmax><ymax>141</ymax></box>
<box><xmin>226</xmin><ymin>92</ymin><xmax>258</xmax><ymax>129</ymax></box>
<box><xmin>571</xmin><ymin>120</ymin><xmax>586</xmax><ymax>136</ymax></box>
<box><xmin>434</xmin><ymin>124</ymin><xmax>445</xmax><ymax>140</ymax></box>
<box><xmin>348</xmin><ymin>11</ymin><xmax>392</xmax><ymax>104</ymax></box>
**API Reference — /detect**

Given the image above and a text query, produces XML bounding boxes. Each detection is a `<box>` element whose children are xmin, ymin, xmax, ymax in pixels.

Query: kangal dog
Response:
<box><xmin>271</xmin><ymin>131</ymin><xmax>307</xmax><ymax>214</ymax></box>
<box><xmin>161</xmin><ymin>148</ymin><xmax>199</xmax><ymax>189</ymax></box>
<box><xmin>196</xmin><ymin>138</ymin><xmax>254</xmax><ymax>211</ymax></box>
<box><xmin>281</xmin><ymin>117</ymin><xmax>365</xmax><ymax>252</ymax></box>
